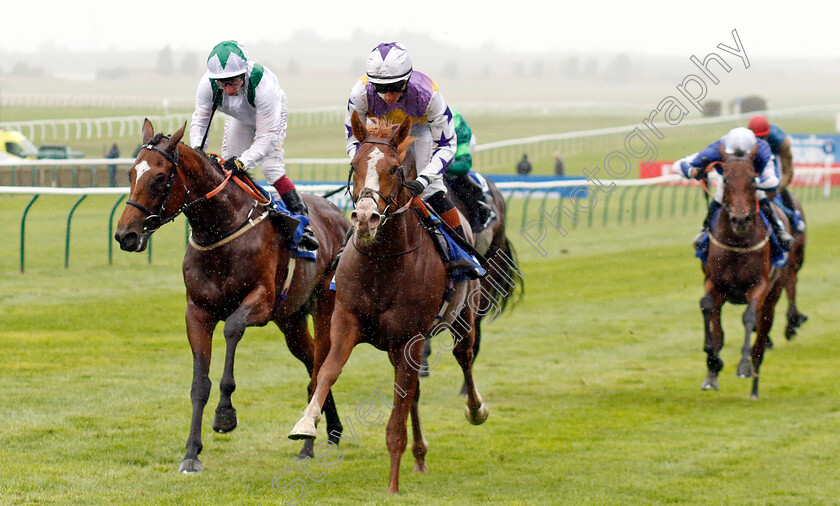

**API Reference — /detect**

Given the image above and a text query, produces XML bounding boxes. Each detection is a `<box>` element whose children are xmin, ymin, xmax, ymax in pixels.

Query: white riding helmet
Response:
<box><xmin>722</xmin><ymin>127</ymin><xmax>757</xmax><ymax>156</ymax></box>
<box><xmin>366</xmin><ymin>42</ymin><xmax>413</xmax><ymax>84</ymax></box>
<box><xmin>206</xmin><ymin>40</ymin><xmax>249</xmax><ymax>79</ymax></box>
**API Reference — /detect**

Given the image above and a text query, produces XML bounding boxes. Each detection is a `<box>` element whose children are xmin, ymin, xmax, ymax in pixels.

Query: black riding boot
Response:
<box><xmin>759</xmin><ymin>198</ymin><xmax>794</xmax><ymax>250</ymax></box>
<box><xmin>281</xmin><ymin>189</ymin><xmax>319</xmax><ymax>251</ymax></box>
<box><xmin>694</xmin><ymin>200</ymin><xmax>722</xmax><ymax>251</ymax></box>
<box><xmin>779</xmin><ymin>188</ymin><xmax>805</xmax><ymax>233</ymax></box>
<box><xmin>447</xmin><ymin>173</ymin><xmax>493</xmax><ymax>230</ymax></box>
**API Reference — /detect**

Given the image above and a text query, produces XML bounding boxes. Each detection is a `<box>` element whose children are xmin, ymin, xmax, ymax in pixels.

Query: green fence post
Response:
<box><xmin>631</xmin><ymin>185</ymin><xmax>644</xmax><ymax>224</ymax></box>
<box><xmin>658</xmin><ymin>184</ymin><xmax>666</xmax><ymax>219</ymax></box>
<box><xmin>671</xmin><ymin>185</ymin><xmax>678</xmax><ymax>218</ymax></box>
<box><xmin>644</xmin><ymin>184</ymin><xmax>656</xmax><ymax>221</ymax></box>
<box><xmin>65</xmin><ymin>195</ymin><xmax>88</xmax><ymax>269</ymax></box>
<box><xmin>602</xmin><ymin>188</ymin><xmax>613</xmax><ymax>226</ymax></box>
<box><xmin>108</xmin><ymin>195</ymin><xmax>127</xmax><ymax>265</ymax></box>
<box><xmin>20</xmin><ymin>195</ymin><xmax>40</xmax><ymax>273</ymax></box>
<box><xmin>617</xmin><ymin>186</ymin><xmax>631</xmax><ymax>225</ymax></box>
<box><xmin>521</xmin><ymin>189</ymin><xmax>537</xmax><ymax>229</ymax></box>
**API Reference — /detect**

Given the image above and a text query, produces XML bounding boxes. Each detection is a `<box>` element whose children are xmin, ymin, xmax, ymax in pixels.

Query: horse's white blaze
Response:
<box><xmin>364</xmin><ymin>148</ymin><xmax>384</xmax><ymax>193</ymax></box>
<box><xmin>134</xmin><ymin>160</ymin><xmax>152</xmax><ymax>183</ymax></box>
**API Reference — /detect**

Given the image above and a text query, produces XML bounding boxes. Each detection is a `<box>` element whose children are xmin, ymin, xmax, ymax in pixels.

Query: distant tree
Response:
<box><xmin>581</xmin><ymin>57</ymin><xmax>598</xmax><ymax>79</ymax></box>
<box><xmin>531</xmin><ymin>60</ymin><xmax>545</xmax><ymax>79</ymax></box>
<box><xmin>441</xmin><ymin>61</ymin><xmax>459</xmax><ymax>80</ymax></box>
<box><xmin>561</xmin><ymin>56</ymin><xmax>579</xmax><ymax>80</ymax></box>
<box><xmin>604</xmin><ymin>53</ymin><xmax>631</xmax><ymax>84</ymax></box>
<box><xmin>703</xmin><ymin>100</ymin><xmax>722</xmax><ymax>117</ymax></box>
<box><xmin>11</xmin><ymin>62</ymin><xmax>45</xmax><ymax>78</ymax></box>
<box><xmin>156</xmin><ymin>46</ymin><xmax>174</xmax><ymax>76</ymax></box>
<box><xmin>178</xmin><ymin>52</ymin><xmax>198</xmax><ymax>75</ymax></box>
<box><xmin>741</xmin><ymin>95</ymin><xmax>767</xmax><ymax>113</ymax></box>
<box><xmin>286</xmin><ymin>58</ymin><xmax>301</xmax><ymax>77</ymax></box>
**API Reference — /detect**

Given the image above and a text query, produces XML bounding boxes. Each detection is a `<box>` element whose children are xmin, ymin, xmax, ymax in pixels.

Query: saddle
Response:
<box><xmin>412</xmin><ymin>200</ymin><xmax>485</xmax><ymax>281</ymax></box>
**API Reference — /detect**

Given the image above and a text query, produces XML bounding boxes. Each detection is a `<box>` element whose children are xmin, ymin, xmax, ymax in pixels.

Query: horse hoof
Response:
<box><xmin>414</xmin><ymin>461</ymin><xmax>429</xmax><ymax>473</ymax></box>
<box><xmin>179</xmin><ymin>459</ymin><xmax>203</xmax><ymax>473</ymax></box>
<box><xmin>465</xmin><ymin>403</ymin><xmax>489</xmax><ymax>425</ymax></box>
<box><xmin>212</xmin><ymin>407</ymin><xmax>238</xmax><ymax>433</ymax></box>
<box><xmin>298</xmin><ymin>438</ymin><xmax>315</xmax><ymax>459</ymax></box>
<box><xmin>289</xmin><ymin>418</ymin><xmax>317</xmax><ymax>440</ymax></box>
<box><xmin>749</xmin><ymin>394</ymin><xmax>759</xmax><ymax>400</ymax></box>
<box><xmin>701</xmin><ymin>381</ymin><xmax>719</xmax><ymax>391</ymax></box>
<box><xmin>736</xmin><ymin>361</ymin><xmax>752</xmax><ymax>378</ymax></box>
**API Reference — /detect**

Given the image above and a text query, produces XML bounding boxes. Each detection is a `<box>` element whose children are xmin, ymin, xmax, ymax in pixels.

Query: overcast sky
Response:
<box><xmin>2</xmin><ymin>0</ymin><xmax>837</xmax><ymax>58</ymax></box>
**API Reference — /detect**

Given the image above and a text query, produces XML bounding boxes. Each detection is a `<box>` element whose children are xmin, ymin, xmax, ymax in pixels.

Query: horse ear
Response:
<box><xmin>142</xmin><ymin>118</ymin><xmax>154</xmax><ymax>145</ymax></box>
<box><xmin>169</xmin><ymin>122</ymin><xmax>186</xmax><ymax>150</ymax></box>
<box><xmin>394</xmin><ymin>116</ymin><xmax>413</xmax><ymax>147</ymax></box>
<box><xmin>748</xmin><ymin>142</ymin><xmax>758</xmax><ymax>160</ymax></box>
<box><xmin>718</xmin><ymin>141</ymin><xmax>728</xmax><ymax>162</ymax></box>
<box><xmin>350</xmin><ymin>110</ymin><xmax>368</xmax><ymax>141</ymax></box>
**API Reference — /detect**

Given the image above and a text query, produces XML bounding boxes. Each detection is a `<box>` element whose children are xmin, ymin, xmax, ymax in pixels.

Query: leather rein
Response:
<box><xmin>126</xmin><ymin>138</ymin><xmax>271</xmax><ymax>249</ymax></box>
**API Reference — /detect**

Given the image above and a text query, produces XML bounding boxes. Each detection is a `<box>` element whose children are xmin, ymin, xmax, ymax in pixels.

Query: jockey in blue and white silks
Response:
<box><xmin>674</xmin><ymin>127</ymin><xmax>794</xmax><ymax>251</ymax></box>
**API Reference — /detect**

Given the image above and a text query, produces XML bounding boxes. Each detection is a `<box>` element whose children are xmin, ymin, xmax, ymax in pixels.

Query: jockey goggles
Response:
<box><xmin>372</xmin><ymin>79</ymin><xmax>408</xmax><ymax>94</ymax></box>
<box><xmin>215</xmin><ymin>74</ymin><xmax>245</xmax><ymax>88</ymax></box>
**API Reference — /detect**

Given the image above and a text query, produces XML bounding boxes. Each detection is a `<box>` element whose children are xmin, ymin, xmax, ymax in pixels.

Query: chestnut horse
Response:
<box><xmin>288</xmin><ymin>112</ymin><xmax>488</xmax><ymax>494</ymax></box>
<box><xmin>114</xmin><ymin>119</ymin><xmax>348</xmax><ymax>472</ymax></box>
<box><xmin>700</xmin><ymin>144</ymin><xmax>797</xmax><ymax>399</ymax></box>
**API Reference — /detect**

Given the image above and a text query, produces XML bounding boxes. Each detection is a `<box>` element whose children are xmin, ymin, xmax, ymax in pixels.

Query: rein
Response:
<box><xmin>708</xmin><ymin>233</ymin><xmax>770</xmax><ymax>252</ymax></box>
<box><xmin>128</xmin><ymin>138</ymin><xmax>271</xmax><ymax>247</ymax></box>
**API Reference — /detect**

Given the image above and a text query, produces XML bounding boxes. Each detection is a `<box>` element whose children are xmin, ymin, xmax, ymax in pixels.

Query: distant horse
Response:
<box><xmin>114</xmin><ymin>119</ymin><xmax>348</xmax><ymax>472</ymax></box>
<box><xmin>699</xmin><ymin>143</ymin><xmax>798</xmax><ymax>399</ymax></box>
<box><xmin>288</xmin><ymin>112</ymin><xmax>488</xmax><ymax>494</ymax></box>
<box><xmin>781</xmin><ymin>196</ymin><xmax>807</xmax><ymax>340</ymax></box>
<box><xmin>446</xmin><ymin>175</ymin><xmax>523</xmax><ymax>393</ymax></box>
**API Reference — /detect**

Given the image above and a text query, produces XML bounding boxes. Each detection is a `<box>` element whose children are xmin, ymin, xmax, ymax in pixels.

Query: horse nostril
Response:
<box><xmin>116</xmin><ymin>231</ymin><xmax>138</xmax><ymax>251</ymax></box>
<box><xmin>369</xmin><ymin>213</ymin><xmax>381</xmax><ymax>228</ymax></box>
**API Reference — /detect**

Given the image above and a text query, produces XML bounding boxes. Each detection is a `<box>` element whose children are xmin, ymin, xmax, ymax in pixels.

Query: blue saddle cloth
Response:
<box><xmin>269</xmin><ymin>193</ymin><xmax>316</xmax><ymax>261</ymax></box>
<box><xmin>695</xmin><ymin>208</ymin><xmax>787</xmax><ymax>267</ymax></box>
<box><xmin>328</xmin><ymin>212</ymin><xmax>485</xmax><ymax>292</ymax></box>
<box><xmin>773</xmin><ymin>194</ymin><xmax>804</xmax><ymax>233</ymax></box>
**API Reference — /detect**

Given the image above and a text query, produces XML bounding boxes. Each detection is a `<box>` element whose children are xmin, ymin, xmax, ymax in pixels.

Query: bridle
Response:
<box><xmin>126</xmin><ymin>137</ymin><xmax>253</xmax><ymax>234</ymax></box>
<box><xmin>126</xmin><ymin>137</ymin><xmax>184</xmax><ymax>233</ymax></box>
<box><xmin>348</xmin><ymin>139</ymin><xmax>412</xmax><ymax>225</ymax></box>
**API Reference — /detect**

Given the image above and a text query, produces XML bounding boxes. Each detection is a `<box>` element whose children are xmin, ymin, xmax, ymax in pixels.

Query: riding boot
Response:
<box><xmin>759</xmin><ymin>198</ymin><xmax>794</xmax><ymax>250</ymax></box>
<box><xmin>427</xmin><ymin>191</ymin><xmax>482</xmax><ymax>279</ymax></box>
<box><xmin>280</xmin><ymin>189</ymin><xmax>319</xmax><ymax>251</ymax></box>
<box><xmin>780</xmin><ymin>188</ymin><xmax>805</xmax><ymax>233</ymax></box>
<box><xmin>694</xmin><ymin>200</ymin><xmax>722</xmax><ymax>251</ymax></box>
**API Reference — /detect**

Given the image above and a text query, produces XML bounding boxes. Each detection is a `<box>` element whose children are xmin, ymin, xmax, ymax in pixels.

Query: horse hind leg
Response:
<box><xmin>450</xmin><ymin>309</ymin><xmax>488</xmax><ymax>424</ymax></box>
<box><xmin>784</xmin><ymin>270</ymin><xmax>808</xmax><ymax>339</ymax></box>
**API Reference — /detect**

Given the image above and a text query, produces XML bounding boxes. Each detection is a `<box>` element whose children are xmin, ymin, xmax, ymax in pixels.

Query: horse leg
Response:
<box><xmin>213</xmin><ymin>287</ymin><xmax>272</xmax><ymax>434</ymax></box>
<box><xmin>312</xmin><ymin>290</ymin><xmax>344</xmax><ymax>447</ymax></box>
<box><xmin>409</xmin><ymin>378</ymin><xmax>429</xmax><ymax>473</ymax></box>
<box><xmin>179</xmin><ymin>302</ymin><xmax>217</xmax><ymax>473</ymax></box>
<box><xmin>450</xmin><ymin>306</ymin><xmax>488</xmax><ymax>425</ymax></box>
<box><xmin>752</xmin><ymin>283</ymin><xmax>783</xmax><ymax>399</ymax></box>
<box><xmin>277</xmin><ymin>314</ymin><xmax>318</xmax><ymax>459</ymax></box>
<box><xmin>784</xmin><ymin>267</ymin><xmax>807</xmax><ymax>339</ymax></box>
<box><xmin>700</xmin><ymin>290</ymin><xmax>724</xmax><ymax>390</ymax></box>
<box><xmin>738</xmin><ymin>281</ymin><xmax>769</xmax><ymax>379</ymax></box>
<box><xmin>289</xmin><ymin>306</ymin><xmax>359</xmax><ymax>440</ymax></box>
<box><xmin>386</xmin><ymin>341</ymin><xmax>422</xmax><ymax>494</ymax></box>
<box><xmin>460</xmin><ymin>314</ymin><xmax>482</xmax><ymax>396</ymax></box>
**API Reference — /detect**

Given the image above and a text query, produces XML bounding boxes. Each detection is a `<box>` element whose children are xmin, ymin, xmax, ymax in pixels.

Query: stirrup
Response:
<box><xmin>692</xmin><ymin>230</ymin><xmax>706</xmax><ymax>251</ymax></box>
<box><xmin>299</xmin><ymin>226</ymin><xmax>319</xmax><ymax>251</ymax></box>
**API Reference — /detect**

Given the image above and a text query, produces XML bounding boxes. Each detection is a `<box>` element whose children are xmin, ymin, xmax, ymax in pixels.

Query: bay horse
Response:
<box><xmin>288</xmin><ymin>112</ymin><xmax>488</xmax><ymax>494</ymax></box>
<box><xmin>445</xmin><ymin>174</ymin><xmax>523</xmax><ymax>393</ymax></box>
<box><xmin>781</xmin><ymin>195</ymin><xmax>807</xmax><ymax>340</ymax></box>
<box><xmin>699</xmin><ymin>143</ymin><xmax>796</xmax><ymax>399</ymax></box>
<box><xmin>114</xmin><ymin>119</ymin><xmax>348</xmax><ymax>472</ymax></box>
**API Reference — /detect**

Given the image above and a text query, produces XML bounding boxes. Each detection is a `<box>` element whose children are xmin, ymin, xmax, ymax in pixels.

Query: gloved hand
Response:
<box><xmin>404</xmin><ymin>175</ymin><xmax>429</xmax><ymax>197</ymax></box>
<box><xmin>691</xmin><ymin>167</ymin><xmax>708</xmax><ymax>181</ymax></box>
<box><xmin>223</xmin><ymin>157</ymin><xmax>246</xmax><ymax>175</ymax></box>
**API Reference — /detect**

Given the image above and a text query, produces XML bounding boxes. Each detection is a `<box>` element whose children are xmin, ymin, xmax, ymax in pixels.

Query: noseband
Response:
<box><xmin>349</xmin><ymin>139</ymin><xmax>411</xmax><ymax>223</ymax></box>
<box><xmin>126</xmin><ymin>138</ymin><xmax>181</xmax><ymax>233</ymax></box>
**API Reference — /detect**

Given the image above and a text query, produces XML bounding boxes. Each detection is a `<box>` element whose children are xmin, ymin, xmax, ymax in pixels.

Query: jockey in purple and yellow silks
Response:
<box><xmin>344</xmin><ymin>42</ymin><xmax>467</xmax><ymax>241</ymax></box>
<box><xmin>673</xmin><ymin>127</ymin><xmax>794</xmax><ymax>251</ymax></box>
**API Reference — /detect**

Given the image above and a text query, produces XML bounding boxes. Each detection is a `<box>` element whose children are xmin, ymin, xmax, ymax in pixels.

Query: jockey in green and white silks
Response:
<box><xmin>189</xmin><ymin>40</ymin><xmax>317</xmax><ymax>250</ymax></box>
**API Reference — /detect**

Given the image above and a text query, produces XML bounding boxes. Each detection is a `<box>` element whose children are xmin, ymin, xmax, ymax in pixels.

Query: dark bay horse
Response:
<box><xmin>700</xmin><ymin>143</ymin><xmax>797</xmax><ymax>399</ymax></box>
<box><xmin>114</xmin><ymin>119</ymin><xmax>348</xmax><ymax>472</ymax></box>
<box><xmin>288</xmin><ymin>112</ymin><xmax>488</xmax><ymax>494</ymax></box>
<box><xmin>446</xmin><ymin>175</ymin><xmax>523</xmax><ymax>392</ymax></box>
<box><xmin>781</xmin><ymin>196</ymin><xmax>807</xmax><ymax>340</ymax></box>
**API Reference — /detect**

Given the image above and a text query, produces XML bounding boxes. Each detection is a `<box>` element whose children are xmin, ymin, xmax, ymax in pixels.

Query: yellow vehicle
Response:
<box><xmin>0</xmin><ymin>130</ymin><xmax>38</xmax><ymax>159</ymax></box>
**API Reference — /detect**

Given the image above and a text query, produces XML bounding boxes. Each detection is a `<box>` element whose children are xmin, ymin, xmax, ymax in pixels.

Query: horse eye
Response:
<box><xmin>153</xmin><ymin>172</ymin><xmax>167</xmax><ymax>183</ymax></box>
<box><xmin>390</xmin><ymin>165</ymin><xmax>399</xmax><ymax>175</ymax></box>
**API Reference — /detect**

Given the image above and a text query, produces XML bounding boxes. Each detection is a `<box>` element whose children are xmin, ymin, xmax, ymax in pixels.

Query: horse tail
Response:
<box><xmin>485</xmin><ymin>235</ymin><xmax>524</xmax><ymax>316</ymax></box>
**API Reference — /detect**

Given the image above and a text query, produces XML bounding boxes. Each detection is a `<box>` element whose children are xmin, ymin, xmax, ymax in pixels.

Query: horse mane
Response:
<box><xmin>366</xmin><ymin>117</ymin><xmax>416</xmax><ymax>162</ymax></box>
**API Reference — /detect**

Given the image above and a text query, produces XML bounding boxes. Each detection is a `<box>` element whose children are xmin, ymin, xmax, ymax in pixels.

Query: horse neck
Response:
<box><xmin>178</xmin><ymin>150</ymin><xmax>254</xmax><ymax>235</ymax></box>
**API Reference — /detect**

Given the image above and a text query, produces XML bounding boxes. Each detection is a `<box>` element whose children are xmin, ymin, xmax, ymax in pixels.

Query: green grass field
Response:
<box><xmin>1</xmin><ymin>182</ymin><xmax>839</xmax><ymax>504</ymax></box>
